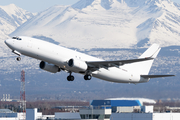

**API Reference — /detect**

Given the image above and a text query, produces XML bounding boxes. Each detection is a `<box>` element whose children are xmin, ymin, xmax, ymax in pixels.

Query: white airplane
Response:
<box><xmin>5</xmin><ymin>36</ymin><xmax>174</xmax><ymax>83</ymax></box>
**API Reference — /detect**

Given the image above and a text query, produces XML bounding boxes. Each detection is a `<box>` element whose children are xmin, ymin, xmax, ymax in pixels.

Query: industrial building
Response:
<box><xmin>111</xmin><ymin>113</ymin><xmax>180</xmax><ymax>120</ymax></box>
<box><xmin>1</xmin><ymin>98</ymin><xmax>180</xmax><ymax>120</ymax></box>
<box><xmin>26</xmin><ymin>108</ymin><xmax>54</xmax><ymax>120</ymax></box>
<box><xmin>0</xmin><ymin>109</ymin><xmax>24</xmax><ymax>120</ymax></box>
<box><xmin>80</xmin><ymin>107</ymin><xmax>111</xmax><ymax>120</ymax></box>
<box><xmin>0</xmin><ymin>94</ymin><xmax>19</xmax><ymax>102</ymax></box>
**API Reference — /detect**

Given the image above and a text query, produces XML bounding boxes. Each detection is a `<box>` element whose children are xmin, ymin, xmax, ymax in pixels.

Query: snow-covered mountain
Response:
<box><xmin>11</xmin><ymin>0</ymin><xmax>180</xmax><ymax>49</ymax></box>
<box><xmin>0</xmin><ymin>4</ymin><xmax>35</xmax><ymax>57</ymax></box>
<box><xmin>0</xmin><ymin>4</ymin><xmax>34</xmax><ymax>35</ymax></box>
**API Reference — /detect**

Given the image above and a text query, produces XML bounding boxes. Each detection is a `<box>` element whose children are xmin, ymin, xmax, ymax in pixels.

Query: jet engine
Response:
<box><xmin>68</xmin><ymin>58</ymin><xmax>88</xmax><ymax>72</ymax></box>
<box><xmin>39</xmin><ymin>61</ymin><xmax>60</xmax><ymax>73</ymax></box>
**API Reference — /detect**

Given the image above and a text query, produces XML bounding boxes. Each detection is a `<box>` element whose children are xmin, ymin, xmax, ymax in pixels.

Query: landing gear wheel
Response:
<box><xmin>67</xmin><ymin>75</ymin><xmax>74</xmax><ymax>81</ymax></box>
<box><xmin>84</xmin><ymin>75</ymin><xmax>92</xmax><ymax>80</ymax></box>
<box><xmin>16</xmin><ymin>57</ymin><xmax>21</xmax><ymax>61</ymax></box>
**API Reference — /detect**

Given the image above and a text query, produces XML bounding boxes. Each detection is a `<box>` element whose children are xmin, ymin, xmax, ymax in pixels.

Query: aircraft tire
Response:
<box><xmin>67</xmin><ymin>75</ymin><xmax>74</xmax><ymax>81</ymax></box>
<box><xmin>17</xmin><ymin>57</ymin><xmax>21</xmax><ymax>61</ymax></box>
<box><xmin>84</xmin><ymin>75</ymin><xmax>92</xmax><ymax>80</ymax></box>
<box><xmin>71</xmin><ymin>76</ymin><xmax>74</xmax><ymax>81</ymax></box>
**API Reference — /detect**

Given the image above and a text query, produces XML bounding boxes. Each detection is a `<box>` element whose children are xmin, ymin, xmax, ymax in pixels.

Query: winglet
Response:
<box><xmin>139</xmin><ymin>44</ymin><xmax>160</xmax><ymax>59</ymax></box>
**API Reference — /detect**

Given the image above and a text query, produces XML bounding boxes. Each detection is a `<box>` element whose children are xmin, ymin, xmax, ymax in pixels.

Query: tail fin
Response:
<box><xmin>123</xmin><ymin>44</ymin><xmax>161</xmax><ymax>75</ymax></box>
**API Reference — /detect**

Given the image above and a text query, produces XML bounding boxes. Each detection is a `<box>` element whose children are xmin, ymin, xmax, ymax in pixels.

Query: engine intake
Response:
<box><xmin>39</xmin><ymin>61</ymin><xmax>60</xmax><ymax>73</ymax></box>
<box><xmin>68</xmin><ymin>58</ymin><xmax>88</xmax><ymax>72</ymax></box>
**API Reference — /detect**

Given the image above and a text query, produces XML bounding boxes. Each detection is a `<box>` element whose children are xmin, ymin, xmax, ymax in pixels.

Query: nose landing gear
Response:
<box><xmin>16</xmin><ymin>57</ymin><xmax>21</xmax><ymax>61</ymax></box>
<box><xmin>12</xmin><ymin>50</ymin><xmax>21</xmax><ymax>61</ymax></box>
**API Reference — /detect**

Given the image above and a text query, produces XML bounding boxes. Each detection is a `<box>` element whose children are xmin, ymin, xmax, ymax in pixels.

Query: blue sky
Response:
<box><xmin>0</xmin><ymin>0</ymin><xmax>79</xmax><ymax>12</ymax></box>
<box><xmin>0</xmin><ymin>0</ymin><xmax>180</xmax><ymax>13</ymax></box>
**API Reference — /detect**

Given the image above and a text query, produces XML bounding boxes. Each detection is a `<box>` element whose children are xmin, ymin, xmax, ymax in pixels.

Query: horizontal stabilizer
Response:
<box><xmin>141</xmin><ymin>75</ymin><xmax>175</xmax><ymax>79</ymax></box>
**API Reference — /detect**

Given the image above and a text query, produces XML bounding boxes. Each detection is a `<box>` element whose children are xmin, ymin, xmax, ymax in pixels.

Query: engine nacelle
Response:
<box><xmin>68</xmin><ymin>58</ymin><xmax>88</xmax><ymax>72</ymax></box>
<box><xmin>39</xmin><ymin>61</ymin><xmax>60</xmax><ymax>73</ymax></box>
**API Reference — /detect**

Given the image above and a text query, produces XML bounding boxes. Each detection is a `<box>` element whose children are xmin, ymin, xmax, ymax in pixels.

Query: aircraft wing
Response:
<box><xmin>141</xmin><ymin>75</ymin><xmax>175</xmax><ymax>78</ymax></box>
<box><xmin>86</xmin><ymin>57</ymin><xmax>153</xmax><ymax>68</ymax></box>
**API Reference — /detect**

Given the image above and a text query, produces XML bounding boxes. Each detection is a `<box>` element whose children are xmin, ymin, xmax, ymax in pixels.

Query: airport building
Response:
<box><xmin>1</xmin><ymin>98</ymin><xmax>180</xmax><ymax>120</ymax></box>
<box><xmin>0</xmin><ymin>109</ymin><xmax>24</xmax><ymax>120</ymax></box>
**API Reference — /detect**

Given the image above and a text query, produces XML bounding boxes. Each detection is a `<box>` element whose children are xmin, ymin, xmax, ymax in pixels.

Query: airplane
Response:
<box><xmin>4</xmin><ymin>36</ymin><xmax>174</xmax><ymax>83</ymax></box>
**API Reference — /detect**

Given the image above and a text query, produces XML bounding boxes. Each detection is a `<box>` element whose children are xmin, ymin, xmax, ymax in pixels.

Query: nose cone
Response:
<box><xmin>5</xmin><ymin>39</ymin><xmax>9</xmax><ymax>45</ymax></box>
<box><xmin>4</xmin><ymin>39</ymin><xmax>13</xmax><ymax>48</ymax></box>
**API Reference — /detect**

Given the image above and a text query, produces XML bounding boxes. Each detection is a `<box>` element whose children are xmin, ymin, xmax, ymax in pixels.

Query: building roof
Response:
<box><xmin>91</xmin><ymin>100</ymin><xmax>142</xmax><ymax>107</ymax></box>
<box><xmin>91</xmin><ymin>98</ymin><xmax>156</xmax><ymax>107</ymax></box>
<box><xmin>106</xmin><ymin>98</ymin><xmax>156</xmax><ymax>105</ymax></box>
<box><xmin>0</xmin><ymin>109</ymin><xmax>13</xmax><ymax>113</ymax></box>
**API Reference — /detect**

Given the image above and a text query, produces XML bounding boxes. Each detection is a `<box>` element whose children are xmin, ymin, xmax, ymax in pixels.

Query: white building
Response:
<box><xmin>80</xmin><ymin>108</ymin><xmax>111</xmax><ymax>120</ymax></box>
<box><xmin>111</xmin><ymin>113</ymin><xmax>180</xmax><ymax>120</ymax></box>
<box><xmin>55</xmin><ymin>112</ymin><xmax>81</xmax><ymax>119</ymax></box>
<box><xmin>26</xmin><ymin>108</ymin><xmax>54</xmax><ymax>120</ymax></box>
<box><xmin>2</xmin><ymin>98</ymin><xmax>180</xmax><ymax>120</ymax></box>
<box><xmin>0</xmin><ymin>109</ymin><xmax>24</xmax><ymax>120</ymax></box>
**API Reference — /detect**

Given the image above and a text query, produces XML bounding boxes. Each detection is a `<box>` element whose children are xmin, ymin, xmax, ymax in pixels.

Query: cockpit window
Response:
<box><xmin>12</xmin><ymin>37</ymin><xmax>22</xmax><ymax>40</ymax></box>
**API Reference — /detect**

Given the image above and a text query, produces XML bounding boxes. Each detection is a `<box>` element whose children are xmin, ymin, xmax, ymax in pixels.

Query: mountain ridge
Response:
<box><xmin>0</xmin><ymin>4</ymin><xmax>34</xmax><ymax>41</ymax></box>
<box><xmin>10</xmin><ymin>0</ymin><xmax>180</xmax><ymax>49</ymax></box>
<box><xmin>0</xmin><ymin>4</ymin><xmax>35</xmax><ymax>60</ymax></box>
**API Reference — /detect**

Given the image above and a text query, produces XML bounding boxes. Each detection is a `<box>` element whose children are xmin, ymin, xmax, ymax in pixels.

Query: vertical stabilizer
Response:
<box><xmin>123</xmin><ymin>44</ymin><xmax>160</xmax><ymax>75</ymax></box>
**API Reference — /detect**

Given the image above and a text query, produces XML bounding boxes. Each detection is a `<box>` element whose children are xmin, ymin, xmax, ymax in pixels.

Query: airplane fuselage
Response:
<box><xmin>5</xmin><ymin>36</ymin><xmax>149</xmax><ymax>83</ymax></box>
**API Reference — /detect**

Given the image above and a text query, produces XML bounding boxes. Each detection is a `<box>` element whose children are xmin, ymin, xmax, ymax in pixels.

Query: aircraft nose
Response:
<box><xmin>4</xmin><ymin>39</ymin><xmax>9</xmax><ymax>45</ymax></box>
<box><xmin>4</xmin><ymin>39</ymin><xmax>13</xmax><ymax>48</ymax></box>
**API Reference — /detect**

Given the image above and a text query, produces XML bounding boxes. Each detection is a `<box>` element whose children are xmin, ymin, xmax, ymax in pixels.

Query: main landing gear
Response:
<box><xmin>67</xmin><ymin>72</ymin><xmax>74</xmax><ymax>81</ymax></box>
<box><xmin>84</xmin><ymin>74</ymin><xmax>92</xmax><ymax>80</ymax></box>
<box><xmin>84</xmin><ymin>71</ymin><xmax>92</xmax><ymax>80</ymax></box>
<box><xmin>67</xmin><ymin>73</ymin><xmax>92</xmax><ymax>81</ymax></box>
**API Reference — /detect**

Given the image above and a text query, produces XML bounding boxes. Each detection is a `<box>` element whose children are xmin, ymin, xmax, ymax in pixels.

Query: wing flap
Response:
<box><xmin>141</xmin><ymin>75</ymin><xmax>175</xmax><ymax>78</ymax></box>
